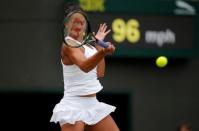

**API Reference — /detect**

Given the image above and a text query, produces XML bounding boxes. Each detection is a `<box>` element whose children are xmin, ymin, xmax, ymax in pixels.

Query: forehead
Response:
<box><xmin>69</xmin><ymin>13</ymin><xmax>87</xmax><ymax>21</ymax></box>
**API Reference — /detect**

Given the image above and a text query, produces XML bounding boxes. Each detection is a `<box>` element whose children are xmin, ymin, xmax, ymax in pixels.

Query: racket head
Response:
<box><xmin>64</xmin><ymin>36</ymin><xmax>83</xmax><ymax>48</ymax></box>
<box><xmin>83</xmin><ymin>33</ymin><xmax>96</xmax><ymax>45</ymax></box>
<box><xmin>63</xmin><ymin>11</ymin><xmax>88</xmax><ymax>48</ymax></box>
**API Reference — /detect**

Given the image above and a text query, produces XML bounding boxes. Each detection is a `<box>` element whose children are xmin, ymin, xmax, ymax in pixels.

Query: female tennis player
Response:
<box><xmin>50</xmin><ymin>3</ymin><xmax>119</xmax><ymax>131</ymax></box>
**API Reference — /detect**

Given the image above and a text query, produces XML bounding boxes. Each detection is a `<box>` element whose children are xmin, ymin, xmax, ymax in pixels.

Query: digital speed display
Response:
<box><xmin>88</xmin><ymin>13</ymin><xmax>196</xmax><ymax>57</ymax></box>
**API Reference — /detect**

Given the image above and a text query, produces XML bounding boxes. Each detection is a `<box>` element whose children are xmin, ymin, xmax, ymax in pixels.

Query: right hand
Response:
<box><xmin>103</xmin><ymin>42</ymin><xmax>115</xmax><ymax>55</ymax></box>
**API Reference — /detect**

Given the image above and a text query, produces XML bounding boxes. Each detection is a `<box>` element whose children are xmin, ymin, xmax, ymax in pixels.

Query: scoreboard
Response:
<box><xmin>88</xmin><ymin>13</ymin><xmax>196</xmax><ymax>57</ymax></box>
<box><xmin>66</xmin><ymin>0</ymin><xmax>198</xmax><ymax>58</ymax></box>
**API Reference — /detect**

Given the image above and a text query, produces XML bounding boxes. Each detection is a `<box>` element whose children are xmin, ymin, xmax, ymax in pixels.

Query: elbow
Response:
<box><xmin>76</xmin><ymin>61</ymin><xmax>91</xmax><ymax>73</ymax></box>
<box><xmin>82</xmin><ymin>68</ymin><xmax>90</xmax><ymax>73</ymax></box>
<box><xmin>79</xmin><ymin>65</ymin><xmax>91</xmax><ymax>73</ymax></box>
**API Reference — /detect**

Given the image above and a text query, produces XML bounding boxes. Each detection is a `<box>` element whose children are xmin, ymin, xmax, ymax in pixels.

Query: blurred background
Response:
<box><xmin>0</xmin><ymin>0</ymin><xmax>199</xmax><ymax>131</ymax></box>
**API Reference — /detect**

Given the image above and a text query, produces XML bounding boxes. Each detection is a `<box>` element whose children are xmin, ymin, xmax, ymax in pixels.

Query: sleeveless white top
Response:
<box><xmin>62</xmin><ymin>45</ymin><xmax>103</xmax><ymax>96</ymax></box>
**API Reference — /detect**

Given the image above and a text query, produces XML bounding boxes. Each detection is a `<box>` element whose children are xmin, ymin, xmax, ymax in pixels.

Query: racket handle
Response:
<box><xmin>96</xmin><ymin>40</ymin><xmax>109</xmax><ymax>48</ymax></box>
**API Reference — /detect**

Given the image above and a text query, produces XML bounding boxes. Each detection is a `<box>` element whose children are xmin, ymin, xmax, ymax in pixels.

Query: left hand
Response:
<box><xmin>95</xmin><ymin>23</ymin><xmax>111</xmax><ymax>41</ymax></box>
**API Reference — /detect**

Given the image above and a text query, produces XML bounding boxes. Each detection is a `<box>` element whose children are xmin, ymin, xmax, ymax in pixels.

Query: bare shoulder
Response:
<box><xmin>61</xmin><ymin>43</ymin><xmax>84</xmax><ymax>55</ymax></box>
<box><xmin>61</xmin><ymin>43</ymin><xmax>85</xmax><ymax>65</ymax></box>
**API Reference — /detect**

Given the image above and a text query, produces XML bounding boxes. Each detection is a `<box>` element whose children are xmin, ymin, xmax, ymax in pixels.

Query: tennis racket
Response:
<box><xmin>63</xmin><ymin>11</ymin><xmax>109</xmax><ymax>48</ymax></box>
<box><xmin>64</xmin><ymin>33</ymin><xmax>109</xmax><ymax>48</ymax></box>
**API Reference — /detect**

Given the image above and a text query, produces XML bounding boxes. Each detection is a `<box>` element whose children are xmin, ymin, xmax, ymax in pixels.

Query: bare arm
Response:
<box><xmin>62</xmin><ymin>44</ymin><xmax>106</xmax><ymax>73</ymax></box>
<box><xmin>94</xmin><ymin>23</ymin><xmax>111</xmax><ymax>77</ymax></box>
<box><xmin>95</xmin><ymin>45</ymin><xmax>105</xmax><ymax>78</ymax></box>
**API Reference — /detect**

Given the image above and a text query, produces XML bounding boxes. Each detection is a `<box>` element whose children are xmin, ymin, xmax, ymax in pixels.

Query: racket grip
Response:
<box><xmin>96</xmin><ymin>40</ymin><xmax>109</xmax><ymax>48</ymax></box>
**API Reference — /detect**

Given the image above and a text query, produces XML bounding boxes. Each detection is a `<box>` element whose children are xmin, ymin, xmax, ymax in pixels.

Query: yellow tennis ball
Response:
<box><xmin>156</xmin><ymin>56</ymin><xmax>168</xmax><ymax>68</ymax></box>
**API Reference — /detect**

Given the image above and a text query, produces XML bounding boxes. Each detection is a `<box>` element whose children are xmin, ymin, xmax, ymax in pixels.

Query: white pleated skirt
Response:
<box><xmin>50</xmin><ymin>95</ymin><xmax>116</xmax><ymax>126</ymax></box>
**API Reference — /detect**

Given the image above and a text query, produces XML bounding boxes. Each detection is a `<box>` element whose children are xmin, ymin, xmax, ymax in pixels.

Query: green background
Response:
<box><xmin>66</xmin><ymin>0</ymin><xmax>199</xmax><ymax>58</ymax></box>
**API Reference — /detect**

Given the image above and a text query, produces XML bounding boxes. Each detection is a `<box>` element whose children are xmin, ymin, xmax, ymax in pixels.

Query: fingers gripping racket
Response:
<box><xmin>63</xmin><ymin>11</ymin><xmax>108</xmax><ymax>48</ymax></box>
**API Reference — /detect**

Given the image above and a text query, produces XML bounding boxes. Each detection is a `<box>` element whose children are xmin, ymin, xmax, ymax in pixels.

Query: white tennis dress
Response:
<box><xmin>50</xmin><ymin>45</ymin><xmax>116</xmax><ymax>126</ymax></box>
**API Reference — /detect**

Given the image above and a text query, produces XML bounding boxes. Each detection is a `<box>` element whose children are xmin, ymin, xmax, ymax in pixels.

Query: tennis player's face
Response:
<box><xmin>66</xmin><ymin>13</ymin><xmax>87</xmax><ymax>41</ymax></box>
